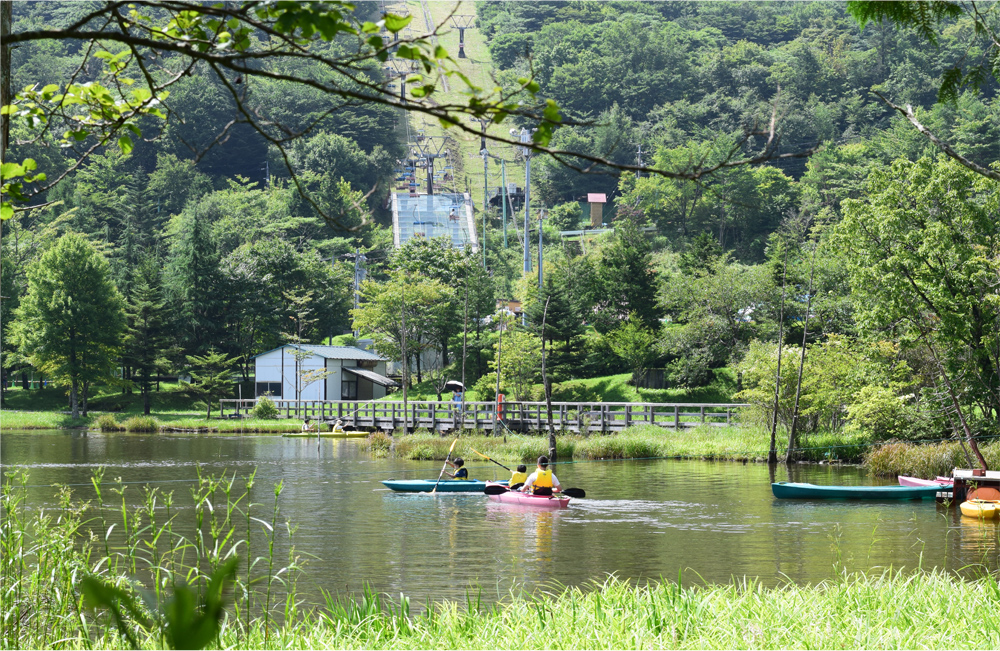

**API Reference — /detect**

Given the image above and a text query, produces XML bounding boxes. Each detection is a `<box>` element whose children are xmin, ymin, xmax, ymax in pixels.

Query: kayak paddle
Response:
<box><xmin>484</xmin><ymin>484</ymin><xmax>585</xmax><ymax>498</ymax></box>
<box><xmin>470</xmin><ymin>447</ymin><xmax>511</xmax><ymax>472</ymax></box>
<box><xmin>432</xmin><ymin>439</ymin><xmax>458</xmax><ymax>494</ymax></box>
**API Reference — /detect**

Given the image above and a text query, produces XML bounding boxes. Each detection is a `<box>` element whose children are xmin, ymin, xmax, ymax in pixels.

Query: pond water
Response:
<box><xmin>2</xmin><ymin>430</ymin><xmax>998</xmax><ymax>607</ymax></box>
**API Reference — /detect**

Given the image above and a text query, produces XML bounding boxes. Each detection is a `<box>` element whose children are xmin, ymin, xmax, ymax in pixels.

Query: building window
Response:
<box><xmin>256</xmin><ymin>382</ymin><xmax>282</xmax><ymax>397</ymax></box>
<box><xmin>342</xmin><ymin>379</ymin><xmax>357</xmax><ymax>400</ymax></box>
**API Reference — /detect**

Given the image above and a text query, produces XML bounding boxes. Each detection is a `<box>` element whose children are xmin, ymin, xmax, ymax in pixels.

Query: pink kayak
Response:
<box><xmin>898</xmin><ymin>475</ymin><xmax>953</xmax><ymax>487</ymax></box>
<box><xmin>485</xmin><ymin>483</ymin><xmax>570</xmax><ymax>509</ymax></box>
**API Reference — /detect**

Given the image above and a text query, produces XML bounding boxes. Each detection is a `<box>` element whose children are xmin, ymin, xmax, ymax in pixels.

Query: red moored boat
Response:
<box><xmin>485</xmin><ymin>482</ymin><xmax>570</xmax><ymax>509</ymax></box>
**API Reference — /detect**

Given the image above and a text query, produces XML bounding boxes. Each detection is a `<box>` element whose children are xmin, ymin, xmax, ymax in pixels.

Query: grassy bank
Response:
<box><xmin>865</xmin><ymin>439</ymin><xmax>1000</xmax><ymax>478</ymax></box>
<box><xmin>5</xmin><ymin>469</ymin><xmax>1000</xmax><ymax>650</ymax></box>
<box><xmin>373</xmin><ymin>425</ymin><xmax>871</xmax><ymax>464</ymax></box>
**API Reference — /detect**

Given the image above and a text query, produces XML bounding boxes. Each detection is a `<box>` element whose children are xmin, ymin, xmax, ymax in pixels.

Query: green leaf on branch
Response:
<box><xmin>384</xmin><ymin>13</ymin><xmax>412</xmax><ymax>33</ymax></box>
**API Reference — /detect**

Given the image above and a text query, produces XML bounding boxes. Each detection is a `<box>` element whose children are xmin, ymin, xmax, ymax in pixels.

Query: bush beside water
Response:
<box><xmin>364</xmin><ymin>430</ymin><xmax>393</xmax><ymax>458</ymax></box>
<box><xmin>251</xmin><ymin>395</ymin><xmax>279</xmax><ymax>419</ymax></box>
<box><xmin>121</xmin><ymin>415</ymin><xmax>161</xmax><ymax>432</ymax></box>
<box><xmin>94</xmin><ymin>413</ymin><xmax>123</xmax><ymax>432</ymax></box>
<box><xmin>864</xmin><ymin>439</ymin><xmax>1000</xmax><ymax>477</ymax></box>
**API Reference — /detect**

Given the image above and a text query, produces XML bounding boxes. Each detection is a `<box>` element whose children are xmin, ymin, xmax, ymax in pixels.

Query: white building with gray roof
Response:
<box><xmin>253</xmin><ymin>345</ymin><xmax>397</xmax><ymax>402</ymax></box>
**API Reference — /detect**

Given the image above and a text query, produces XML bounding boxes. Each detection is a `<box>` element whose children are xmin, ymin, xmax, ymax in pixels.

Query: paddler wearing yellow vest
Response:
<box><xmin>509</xmin><ymin>464</ymin><xmax>528</xmax><ymax>490</ymax></box>
<box><xmin>520</xmin><ymin>456</ymin><xmax>561</xmax><ymax>496</ymax></box>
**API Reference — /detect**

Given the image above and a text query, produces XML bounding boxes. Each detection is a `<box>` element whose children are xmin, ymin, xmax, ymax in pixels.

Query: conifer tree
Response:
<box><xmin>165</xmin><ymin>209</ymin><xmax>225</xmax><ymax>357</ymax></box>
<box><xmin>185</xmin><ymin>349</ymin><xmax>235</xmax><ymax>419</ymax></box>
<box><xmin>124</xmin><ymin>258</ymin><xmax>170</xmax><ymax>415</ymax></box>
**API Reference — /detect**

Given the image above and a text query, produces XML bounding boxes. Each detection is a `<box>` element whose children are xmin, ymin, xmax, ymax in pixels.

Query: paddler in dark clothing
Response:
<box><xmin>444</xmin><ymin>457</ymin><xmax>469</xmax><ymax>480</ymax></box>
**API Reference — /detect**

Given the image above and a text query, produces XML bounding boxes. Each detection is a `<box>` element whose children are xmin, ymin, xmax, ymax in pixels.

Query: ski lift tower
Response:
<box><xmin>413</xmin><ymin>135</ymin><xmax>449</xmax><ymax>196</ymax></box>
<box><xmin>386</xmin><ymin>57</ymin><xmax>415</xmax><ymax>103</ymax></box>
<box><xmin>449</xmin><ymin>15</ymin><xmax>476</xmax><ymax>58</ymax></box>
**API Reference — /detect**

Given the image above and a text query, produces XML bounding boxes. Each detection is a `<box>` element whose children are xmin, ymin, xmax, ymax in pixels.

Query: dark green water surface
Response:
<box><xmin>2</xmin><ymin>430</ymin><xmax>998</xmax><ymax>606</ymax></box>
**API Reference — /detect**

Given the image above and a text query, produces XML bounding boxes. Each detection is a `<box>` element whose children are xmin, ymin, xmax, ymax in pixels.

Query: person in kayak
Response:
<box><xmin>444</xmin><ymin>457</ymin><xmax>469</xmax><ymax>480</ymax></box>
<box><xmin>509</xmin><ymin>464</ymin><xmax>528</xmax><ymax>490</ymax></box>
<box><xmin>521</xmin><ymin>456</ymin><xmax>561</xmax><ymax>496</ymax></box>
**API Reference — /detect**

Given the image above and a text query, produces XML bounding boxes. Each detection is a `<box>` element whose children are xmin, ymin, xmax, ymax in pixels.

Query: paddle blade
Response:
<box><xmin>483</xmin><ymin>484</ymin><xmax>509</xmax><ymax>495</ymax></box>
<box><xmin>561</xmin><ymin>488</ymin><xmax>586</xmax><ymax>499</ymax></box>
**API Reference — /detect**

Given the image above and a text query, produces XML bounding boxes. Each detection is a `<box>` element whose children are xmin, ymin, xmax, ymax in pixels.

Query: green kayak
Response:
<box><xmin>772</xmin><ymin>482</ymin><xmax>943</xmax><ymax>500</ymax></box>
<box><xmin>382</xmin><ymin>479</ymin><xmax>508</xmax><ymax>493</ymax></box>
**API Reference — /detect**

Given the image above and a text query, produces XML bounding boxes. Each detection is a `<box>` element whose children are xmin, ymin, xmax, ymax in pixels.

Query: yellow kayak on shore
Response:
<box><xmin>960</xmin><ymin>499</ymin><xmax>999</xmax><ymax>520</ymax></box>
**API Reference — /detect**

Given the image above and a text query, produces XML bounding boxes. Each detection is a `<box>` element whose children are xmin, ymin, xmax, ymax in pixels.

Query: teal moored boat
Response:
<box><xmin>771</xmin><ymin>482</ymin><xmax>943</xmax><ymax>500</ymax></box>
<box><xmin>382</xmin><ymin>479</ymin><xmax>507</xmax><ymax>493</ymax></box>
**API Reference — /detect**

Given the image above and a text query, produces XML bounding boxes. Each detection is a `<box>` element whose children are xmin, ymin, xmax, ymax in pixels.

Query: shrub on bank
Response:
<box><xmin>364</xmin><ymin>430</ymin><xmax>393</xmax><ymax>458</ymax></box>
<box><xmin>251</xmin><ymin>396</ymin><xmax>279</xmax><ymax>419</ymax></box>
<box><xmin>121</xmin><ymin>415</ymin><xmax>160</xmax><ymax>432</ymax></box>
<box><xmin>93</xmin><ymin>413</ymin><xmax>123</xmax><ymax>432</ymax></box>
<box><xmin>864</xmin><ymin>439</ymin><xmax>1000</xmax><ymax>477</ymax></box>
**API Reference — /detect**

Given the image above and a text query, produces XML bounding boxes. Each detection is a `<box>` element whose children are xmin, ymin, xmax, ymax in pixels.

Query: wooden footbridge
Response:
<box><xmin>219</xmin><ymin>399</ymin><xmax>748</xmax><ymax>433</ymax></box>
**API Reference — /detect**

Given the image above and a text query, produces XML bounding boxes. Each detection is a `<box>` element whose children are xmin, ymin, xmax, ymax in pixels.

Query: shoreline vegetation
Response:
<box><xmin>4</xmin><ymin>469</ymin><xmax>1000</xmax><ymax>650</ymax></box>
<box><xmin>3</xmin><ymin>380</ymin><xmax>999</xmax><ymax>476</ymax></box>
<box><xmin>5</xmin><ymin>405</ymin><xmax>1000</xmax><ymax>476</ymax></box>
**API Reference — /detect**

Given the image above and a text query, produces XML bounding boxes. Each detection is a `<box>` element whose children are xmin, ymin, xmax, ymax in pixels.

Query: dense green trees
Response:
<box><xmin>11</xmin><ymin>233</ymin><xmax>125</xmax><ymax>417</ymax></box>
<box><xmin>837</xmin><ymin>157</ymin><xmax>1000</xmax><ymax>465</ymax></box>
<box><xmin>2</xmin><ymin>0</ymin><xmax>999</xmax><ymax>471</ymax></box>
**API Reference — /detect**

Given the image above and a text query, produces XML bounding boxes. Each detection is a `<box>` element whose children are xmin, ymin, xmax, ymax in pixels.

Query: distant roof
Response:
<box><xmin>252</xmin><ymin>345</ymin><xmax>386</xmax><ymax>361</ymax></box>
<box><xmin>587</xmin><ymin>193</ymin><xmax>607</xmax><ymax>203</ymax></box>
<box><xmin>343</xmin><ymin>367</ymin><xmax>398</xmax><ymax>388</ymax></box>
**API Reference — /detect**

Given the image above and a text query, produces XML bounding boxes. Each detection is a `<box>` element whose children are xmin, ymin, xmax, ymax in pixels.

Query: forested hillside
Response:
<box><xmin>2</xmin><ymin>0</ymin><xmax>1000</xmax><ymax>457</ymax></box>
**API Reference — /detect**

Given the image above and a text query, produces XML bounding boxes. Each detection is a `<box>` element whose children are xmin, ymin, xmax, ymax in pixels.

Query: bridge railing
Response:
<box><xmin>219</xmin><ymin>399</ymin><xmax>750</xmax><ymax>432</ymax></box>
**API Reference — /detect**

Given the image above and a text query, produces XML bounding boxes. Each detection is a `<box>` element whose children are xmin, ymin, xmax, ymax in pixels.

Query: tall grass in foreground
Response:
<box><xmin>4</xmin><ymin>470</ymin><xmax>1000</xmax><ymax>649</ymax></box>
<box><xmin>261</xmin><ymin>571</ymin><xmax>1000</xmax><ymax>650</ymax></box>
<box><xmin>1</xmin><ymin>467</ymin><xmax>300</xmax><ymax>649</ymax></box>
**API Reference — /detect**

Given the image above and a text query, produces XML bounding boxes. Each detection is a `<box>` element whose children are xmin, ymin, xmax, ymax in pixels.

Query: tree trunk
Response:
<box><xmin>401</xmin><ymin>289</ymin><xmax>408</xmax><ymax>434</ymax></box>
<box><xmin>787</xmin><ymin>240</ymin><xmax>817</xmax><ymax>463</ymax></box>
<box><xmin>143</xmin><ymin>383</ymin><xmax>151</xmax><ymax>415</ymax></box>
<box><xmin>768</xmin><ymin>247</ymin><xmax>789</xmax><ymax>465</ymax></box>
<box><xmin>461</xmin><ymin>283</ymin><xmax>468</xmax><ymax>399</ymax></box>
<box><xmin>925</xmin><ymin>335</ymin><xmax>988</xmax><ymax>470</ymax></box>
<box><xmin>416</xmin><ymin>344</ymin><xmax>422</xmax><ymax>384</ymax></box>
<box><xmin>541</xmin><ymin>297</ymin><xmax>556</xmax><ymax>462</ymax></box>
<box><xmin>1</xmin><ymin>0</ymin><xmax>10</xmax><ymax>156</ymax></box>
<box><xmin>70</xmin><ymin>379</ymin><xmax>79</xmax><ymax>419</ymax></box>
<box><xmin>81</xmin><ymin>381</ymin><xmax>89</xmax><ymax>417</ymax></box>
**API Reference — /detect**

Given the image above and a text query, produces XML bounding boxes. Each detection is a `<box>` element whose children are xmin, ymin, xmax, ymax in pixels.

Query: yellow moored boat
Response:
<box><xmin>960</xmin><ymin>499</ymin><xmax>1000</xmax><ymax>520</ymax></box>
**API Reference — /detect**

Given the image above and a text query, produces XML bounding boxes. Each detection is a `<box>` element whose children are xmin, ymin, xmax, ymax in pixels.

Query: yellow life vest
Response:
<box><xmin>533</xmin><ymin>468</ymin><xmax>553</xmax><ymax>488</ymax></box>
<box><xmin>510</xmin><ymin>471</ymin><xmax>528</xmax><ymax>485</ymax></box>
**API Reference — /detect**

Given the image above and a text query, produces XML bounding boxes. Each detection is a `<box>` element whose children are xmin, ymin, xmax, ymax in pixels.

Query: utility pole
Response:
<box><xmin>517</xmin><ymin>127</ymin><xmax>532</xmax><ymax>277</ymax></box>
<box><xmin>501</xmin><ymin>159</ymin><xmax>508</xmax><ymax>249</ymax></box>
<box><xmin>473</xmin><ymin>117</ymin><xmax>490</xmax><ymax>269</ymax></box>
<box><xmin>635</xmin><ymin>143</ymin><xmax>644</xmax><ymax>178</ymax></box>
<box><xmin>537</xmin><ymin>206</ymin><xmax>543</xmax><ymax>291</ymax></box>
<box><xmin>482</xmin><ymin>149</ymin><xmax>487</xmax><ymax>269</ymax></box>
<box><xmin>352</xmin><ymin>248</ymin><xmax>366</xmax><ymax>339</ymax></box>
